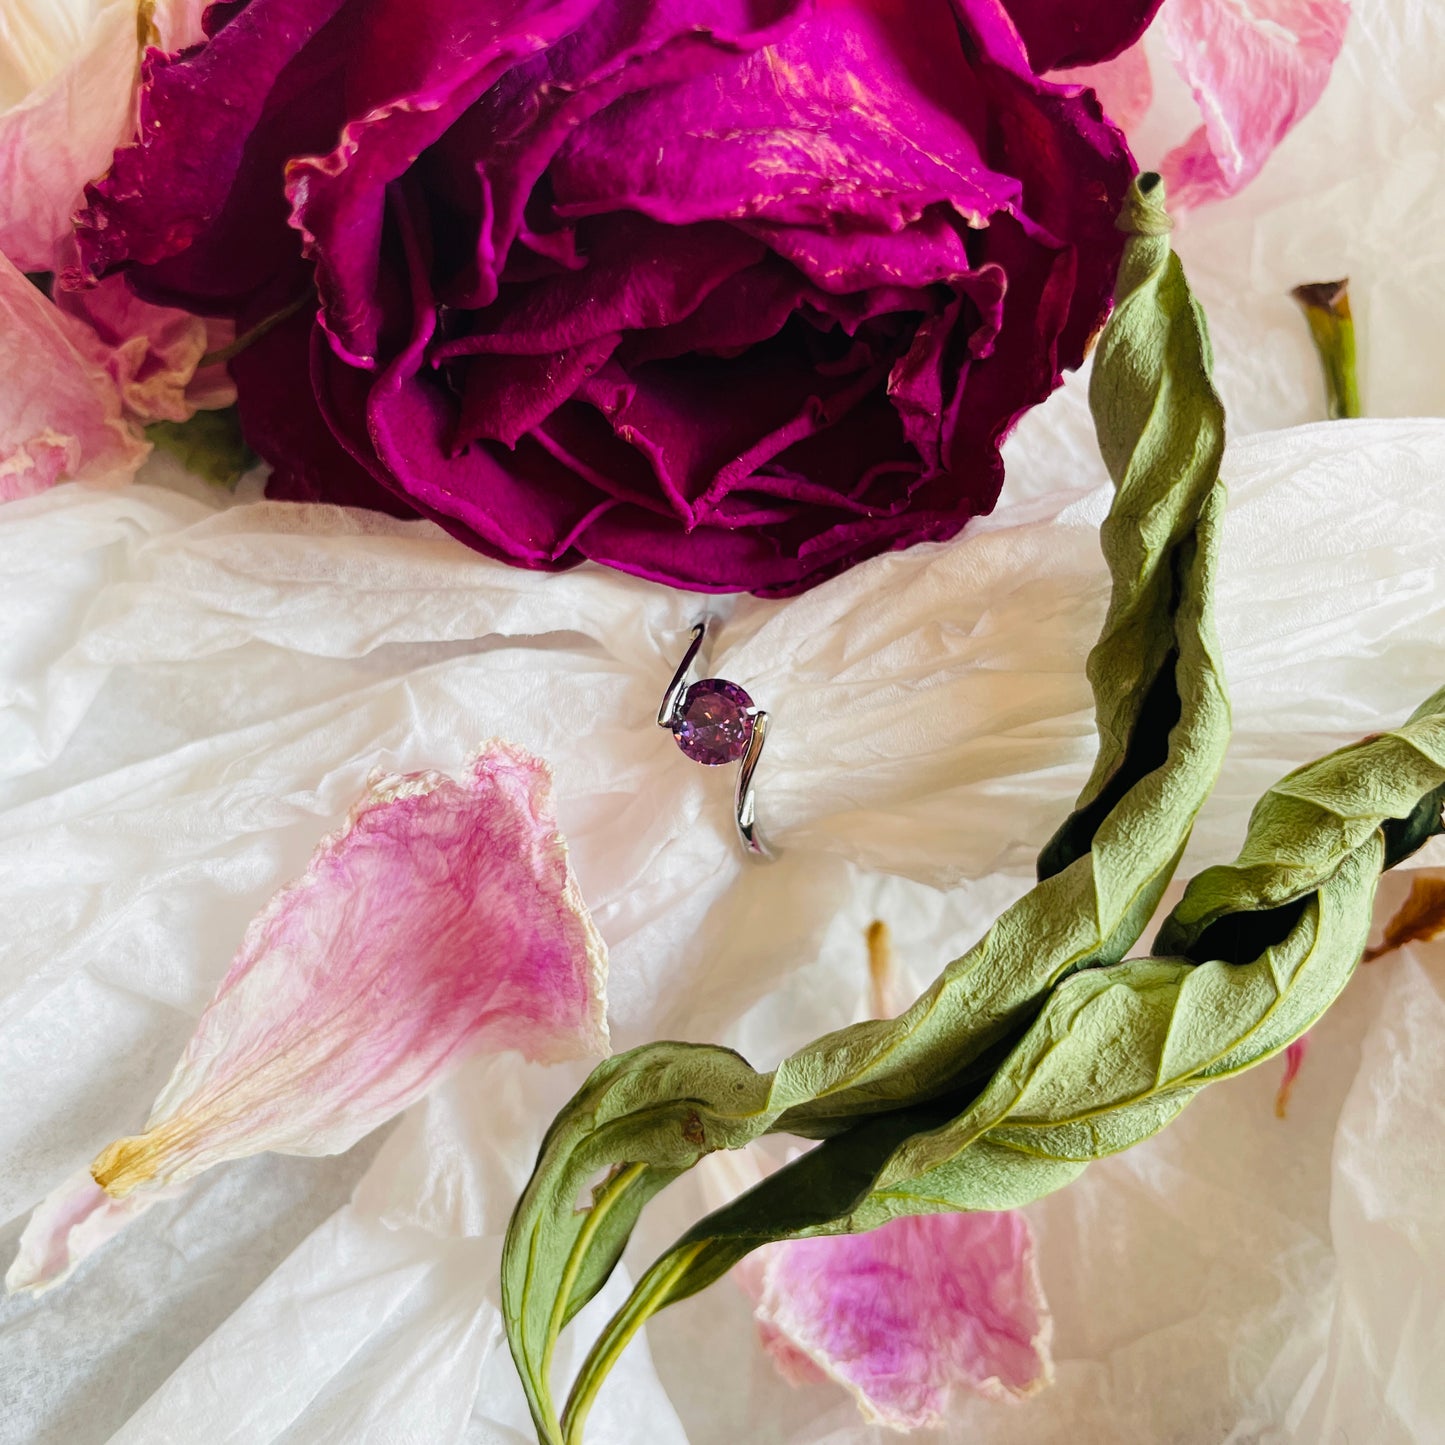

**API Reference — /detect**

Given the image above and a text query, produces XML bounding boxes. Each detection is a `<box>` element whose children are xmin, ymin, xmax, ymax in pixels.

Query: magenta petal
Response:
<box><xmin>84</xmin><ymin>741</ymin><xmax>606</xmax><ymax>1204</ymax></box>
<box><xmin>549</xmin><ymin>2</ymin><xmax>1012</xmax><ymax>236</ymax></box>
<box><xmin>77</xmin><ymin>0</ymin><xmax>1143</xmax><ymax>595</ymax></box>
<box><xmin>433</xmin><ymin>216</ymin><xmax>766</xmax><ymax>358</ymax></box>
<box><xmin>993</xmin><ymin>0</ymin><xmax>1166</xmax><ymax>70</ymax></box>
<box><xmin>1159</xmin><ymin>0</ymin><xmax>1350</xmax><ymax>207</ymax></box>
<box><xmin>754</xmin><ymin>1211</ymin><xmax>1053</xmax><ymax>1427</ymax></box>
<box><xmin>286</xmin><ymin>0</ymin><xmax>606</xmax><ymax>365</ymax></box>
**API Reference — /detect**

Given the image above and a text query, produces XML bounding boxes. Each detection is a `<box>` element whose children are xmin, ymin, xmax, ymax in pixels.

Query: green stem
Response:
<box><xmin>542</xmin><ymin>1163</ymin><xmax>649</xmax><ymax>1390</ymax></box>
<box><xmin>560</xmin><ymin>1242</ymin><xmax>708</xmax><ymax>1445</ymax></box>
<box><xmin>199</xmin><ymin>290</ymin><xmax>314</xmax><ymax>369</ymax></box>
<box><xmin>1291</xmin><ymin>279</ymin><xmax>1362</xmax><ymax>420</ymax></box>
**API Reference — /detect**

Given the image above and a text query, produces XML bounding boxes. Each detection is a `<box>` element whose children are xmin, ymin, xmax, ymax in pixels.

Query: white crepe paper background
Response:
<box><xmin>4</xmin><ymin>413</ymin><xmax>1445</xmax><ymax>1444</ymax></box>
<box><xmin>4</xmin><ymin>1</ymin><xmax>1445</xmax><ymax>1441</ymax></box>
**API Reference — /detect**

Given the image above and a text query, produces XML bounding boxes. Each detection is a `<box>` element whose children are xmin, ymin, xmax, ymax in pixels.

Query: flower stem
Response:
<box><xmin>542</xmin><ymin>1163</ymin><xmax>649</xmax><ymax>1389</ymax></box>
<box><xmin>560</xmin><ymin>1242</ymin><xmax>709</xmax><ymax>1445</ymax></box>
<box><xmin>1291</xmin><ymin>280</ymin><xmax>1362</xmax><ymax>419</ymax></box>
<box><xmin>199</xmin><ymin>291</ymin><xmax>313</xmax><ymax>369</ymax></box>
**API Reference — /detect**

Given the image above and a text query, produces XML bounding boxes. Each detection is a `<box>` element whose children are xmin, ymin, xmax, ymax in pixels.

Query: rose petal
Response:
<box><xmin>548</xmin><ymin>1</ymin><xmax>1016</xmax><ymax>237</ymax></box>
<box><xmin>285</xmin><ymin>0</ymin><xmax>608</xmax><ymax>367</ymax></box>
<box><xmin>9</xmin><ymin>741</ymin><xmax>606</xmax><ymax>1290</ymax></box>
<box><xmin>0</xmin><ymin>0</ymin><xmax>213</xmax><ymax>270</ymax></box>
<box><xmin>996</xmin><ymin>0</ymin><xmax>1166</xmax><ymax>71</ymax></box>
<box><xmin>57</xmin><ymin>269</ymin><xmax>237</xmax><ymax>424</ymax></box>
<box><xmin>97</xmin><ymin>741</ymin><xmax>608</xmax><ymax>1198</ymax></box>
<box><xmin>429</xmin><ymin>0</ymin><xmax>810</xmax><ymax>311</ymax></box>
<box><xmin>1159</xmin><ymin>0</ymin><xmax>1350</xmax><ymax>207</ymax></box>
<box><xmin>434</xmin><ymin>214</ymin><xmax>766</xmax><ymax>360</ymax></box>
<box><xmin>151</xmin><ymin>0</ymin><xmax>214</xmax><ymax>49</ymax></box>
<box><xmin>753</xmin><ymin>1211</ymin><xmax>1053</xmax><ymax>1428</ymax></box>
<box><xmin>1275</xmin><ymin>1034</ymin><xmax>1311</xmax><ymax>1119</ymax></box>
<box><xmin>0</xmin><ymin>0</ymin><xmax>137</xmax><ymax>271</ymax></box>
<box><xmin>0</xmin><ymin>251</ymin><xmax>148</xmax><ymax>500</ymax></box>
<box><xmin>72</xmin><ymin>0</ymin><xmax>356</xmax><ymax>304</ymax></box>
<box><xmin>235</xmin><ymin>305</ymin><xmax>414</xmax><ymax>513</ymax></box>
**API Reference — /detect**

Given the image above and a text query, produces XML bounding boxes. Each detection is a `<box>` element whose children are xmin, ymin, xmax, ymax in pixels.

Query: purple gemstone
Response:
<box><xmin>672</xmin><ymin>679</ymin><xmax>756</xmax><ymax>765</ymax></box>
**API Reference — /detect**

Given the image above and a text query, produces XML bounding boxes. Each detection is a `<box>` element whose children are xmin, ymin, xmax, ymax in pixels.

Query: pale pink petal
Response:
<box><xmin>57</xmin><ymin>267</ymin><xmax>237</xmax><ymax>424</ymax></box>
<box><xmin>754</xmin><ymin>1211</ymin><xmax>1053</xmax><ymax>1429</ymax></box>
<box><xmin>0</xmin><ymin>0</ymin><xmax>212</xmax><ymax>272</ymax></box>
<box><xmin>0</xmin><ymin>0</ymin><xmax>138</xmax><ymax>271</ymax></box>
<box><xmin>1160</xmin><ymin>0</ymin><xmax>1350</xmax><ymax>207</ymax></box>
<box><xmin>1049</xmin><ymin>42</ymin><xmax>1155</xmax><ymax>135</ymax></box>
<box><xmin>150</xmin><ymin>0</ymin><xmax>213</xmax><ymax>51</ymax></box>
<box><xmin>85</xmin><ymin>743</ymin><xmax>607</xmax><ymax>1204</ymax></box>
<box><xmin>704</xmin><ymin>1092</ymin><xmax>1054</xmax><ymax>1425</ymax></box>
<box><xmin>4</xmin><ymin>1170</ymin><xmax>183</xmax><ymax>1296</ymax></box>
<box><xmin>12</xmin><ymin>742</ymin><xmax>605</xmax><ymax>1291</ymax></box>
<box><xmin>0</xmin><ymin>249</ymin><xmax>147</xmax><ymax>500</ymax></box>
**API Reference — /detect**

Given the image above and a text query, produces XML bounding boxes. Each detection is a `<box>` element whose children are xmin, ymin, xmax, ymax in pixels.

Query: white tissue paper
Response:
<box><xmin>4</xmin><ymin>1</ymin><xmax>1445</xmax><ymax>1441</ymax></box>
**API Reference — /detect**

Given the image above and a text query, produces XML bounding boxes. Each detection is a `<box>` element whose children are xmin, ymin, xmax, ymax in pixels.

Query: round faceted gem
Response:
<box><xmin>673</xmin><ymin>679</ymin><xmax>756</xmax><ymax>765</ymax></box>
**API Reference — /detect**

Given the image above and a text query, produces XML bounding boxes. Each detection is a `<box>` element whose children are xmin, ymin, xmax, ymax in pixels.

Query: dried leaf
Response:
<box><xmin>501</xmin><ymin>174</ymin><xmax>1233</xmax><ymax>1444</ymax></box>
<box><xmin>499</xmin><ymin>176</ymin><xmax>1445</xmax><ymax>1445</ymax></box>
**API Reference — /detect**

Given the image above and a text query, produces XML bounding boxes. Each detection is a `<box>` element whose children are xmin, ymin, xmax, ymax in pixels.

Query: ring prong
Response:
<box><xmin>658</xmin><ymin>620</ymin><xmax>709</xmax><ymax>729</ymax></box>
<box><xmin>735</xmin><ymin>710</ymin><xmax>773</xmax><ymax>860</ymax></box>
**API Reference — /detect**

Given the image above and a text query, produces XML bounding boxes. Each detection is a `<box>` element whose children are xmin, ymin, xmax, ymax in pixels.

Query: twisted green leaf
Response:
<box><xmin>558</xmin><ymin>689</ymin><xmax>1445</xmax><ymax>1445</ymax></box>
<box><xmin>503</xmin><ymin>173</ymin><xmax>1235</xmax><ymax>1442</ymax></box>
<box><xmin>504</xmin><ymin>179</ymin><xmax>1445</xmax><ymax>1440</ymax></box>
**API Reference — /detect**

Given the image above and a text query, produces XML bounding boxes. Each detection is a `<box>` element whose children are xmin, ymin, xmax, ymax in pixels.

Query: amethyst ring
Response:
<box><xmin>658</xmin><ymin>621</ymin><xmax>772</xmax><ymax>859</ymax></box>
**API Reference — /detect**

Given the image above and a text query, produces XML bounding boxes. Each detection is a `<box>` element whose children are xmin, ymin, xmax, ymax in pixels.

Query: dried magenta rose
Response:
<box><xmin>74</xmin><ymin>0</ymin><xmax>1159</xmax><ymax>594</ymax></box>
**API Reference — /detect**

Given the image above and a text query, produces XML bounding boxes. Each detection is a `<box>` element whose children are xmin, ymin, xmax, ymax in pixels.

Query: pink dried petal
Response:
<box><xmin>1049</xmin><ymin>42</ymin><xmax>1154</xmax><ymax>135</ymax></box>
<box><xmin>93</xmin><ymin>741</ymin><xmax>607</xmax><ymax>1199</ymax></box>
<box><xmin>9</xmin><ymin>742</ymin><xmax>606</xmax><ymax>1292</ymax></box>
<box><xmin>708</xmin><ymin>1034</ymin><xmax>1052</xmax><ymax>1426</ymax></box>
<box><xmin>1160</xmin><ymin>0</ymin><xmax>1350</xmax><ymax>207</ymax></box>
<box><xmin>754</xmin><ymin>1212</ymin><xmax>1053</xmax><ymax>1429</ymax></box>
<box><xmin>0</xmin><ymin>0</ymin><xmax>137</xmax><ymax>272</ymax></box>
<box><xmin>0</xmin><ymin>250</ymin><xmax>147</xmax><ymax>500</ymax></box>
<box><xmin>57</xmin><ymin>266</ymin><xmax>237</xmax><ymax>424</ymax></box>
<box><xmin>3</xmin><ymin>1170</ymin><xmax>182</xmax><ymax>1296</ymax></box>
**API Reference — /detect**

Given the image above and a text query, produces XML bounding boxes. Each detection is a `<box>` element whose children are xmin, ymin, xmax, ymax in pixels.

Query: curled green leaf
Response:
<box><xmin>508</xmin><ymin>176</ymin><xmax>1424</xmax><ymax>1444</ymax></box>
<box><xmin>504</xmin><ymin>173</ymin><xmax>1232</xmax><ymax>1441</ymax></box>
<box><xmin>561</xmin><ymin>687</ymin><xmax>1444</xmax><ymax>1443</ymax></box>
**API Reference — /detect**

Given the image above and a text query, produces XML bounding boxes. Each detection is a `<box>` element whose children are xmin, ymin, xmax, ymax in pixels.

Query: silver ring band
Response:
<box><xmin>658</xmin><ymin>621</ymin><xmax>773</xmax><ymax>860</ymax></box>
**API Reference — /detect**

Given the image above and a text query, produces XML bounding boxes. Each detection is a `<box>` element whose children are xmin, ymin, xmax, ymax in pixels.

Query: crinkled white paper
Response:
<box><xmin>4</xmin><ymin>410</ymin><xmax>1445</xmax><ymax>1443</ymax></box>
<box><xmin>5</xmin><ymin>0</ymin><xmax>1445</xmax><ymax>1439</ymax></box>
